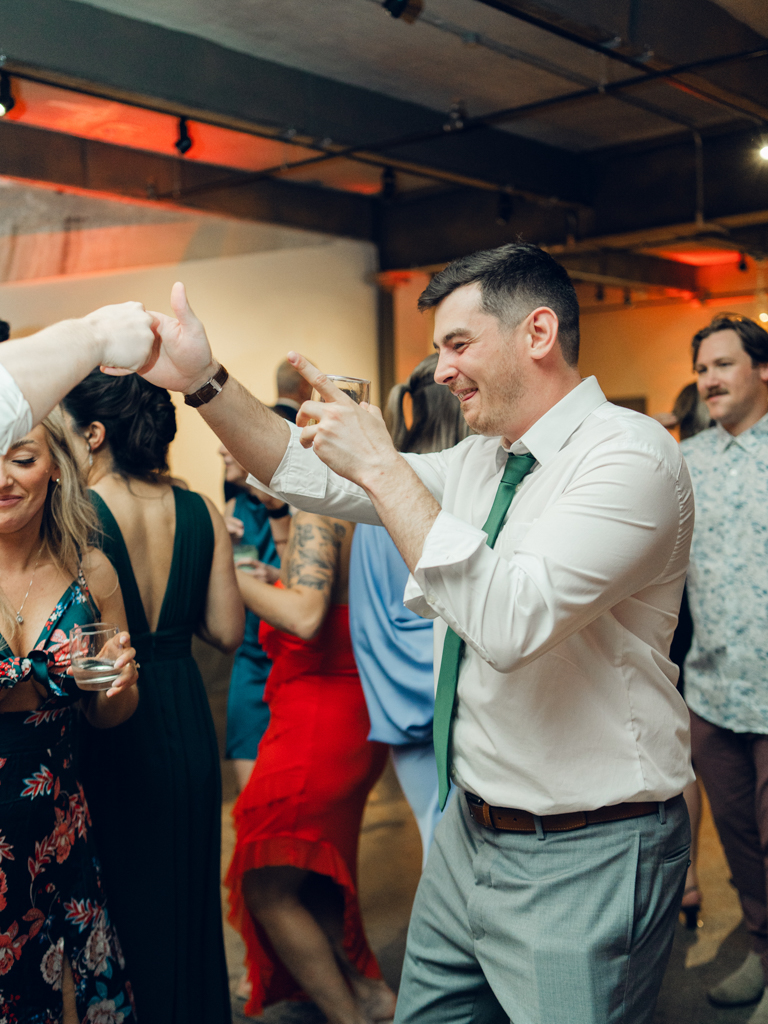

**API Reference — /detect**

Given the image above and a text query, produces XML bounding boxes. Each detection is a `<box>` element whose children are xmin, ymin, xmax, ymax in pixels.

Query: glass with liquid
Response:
<box><xmin>308</xmin><ymin>375</ymin><xmax>371</xmax><ymax>424</ymax></box>
<box><xmin>69</xmin><ymin>622</ymin><xmax>121</xmax><ymax>691</ymax></box>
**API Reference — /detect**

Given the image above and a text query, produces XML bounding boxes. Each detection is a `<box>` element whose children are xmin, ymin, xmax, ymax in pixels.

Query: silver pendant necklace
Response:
<box><xmin>16</xmin><ymin>544</ymin><xmax>45</xmax><ymax>625</ymax></box>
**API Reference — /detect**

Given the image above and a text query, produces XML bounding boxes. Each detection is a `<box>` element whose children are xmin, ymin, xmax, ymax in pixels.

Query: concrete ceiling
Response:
<box><xmin>67</xmin><ymin>0</ymin><xmax>766</xmax><ymax>152</ymax></box>
<box><xmin>3</xmin><ymin>0</ymin><xmax>768</xmax><ymax>300</ymax></box>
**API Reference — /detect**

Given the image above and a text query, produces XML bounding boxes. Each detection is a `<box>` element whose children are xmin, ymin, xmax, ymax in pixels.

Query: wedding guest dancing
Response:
<box><xmin>62</xmin><ymin>371</ymin><xmax>244</xmax><ymax>1024</ymax></box>
<box><xmin>349</xmin><ymin>353</ymin><xmax>470</xmax><ymax>864</ymax></box>
<box><xmin>226</xmin><ymin>509</ymin><xmax>394</xmax><ymax>1024</ymax></box>
<box><xmin>136</xmin><ymin>252</ymin><xmax>695</xmax><ymax>1024</ymax></box>
<box><xmin>0</xmin><ymin>410</ymin><xmax>139</xmax><ymax>1024</ymax></box>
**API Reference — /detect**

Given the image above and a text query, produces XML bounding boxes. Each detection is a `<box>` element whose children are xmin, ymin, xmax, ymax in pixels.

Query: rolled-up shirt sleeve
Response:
<box><xmin>0</xmin><ymin>364</ymin><xmax>33</xmax><ymax>455</ymax></box>
<box><xmin>248</xmin><ymin>422</ymin><xmax>451</xmax><ymax>526</ymax></box>
<box><xmin>406</xmin><ymin>441</ymin><xmax>688</xmax><ymax>673</ymax></box>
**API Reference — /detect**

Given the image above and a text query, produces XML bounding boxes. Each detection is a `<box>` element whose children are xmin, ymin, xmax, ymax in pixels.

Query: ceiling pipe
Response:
<box><xmin>159</xmin><ymin>45</ymin><xmax>768</xmax><ymax>206</ymax></box>
<box><xmin>473</xmin><ymin>0</ymin><xmax>768</xmax><ymax>125</ymax></box>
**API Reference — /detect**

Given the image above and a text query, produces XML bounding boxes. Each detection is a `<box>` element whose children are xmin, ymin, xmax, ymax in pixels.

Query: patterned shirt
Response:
<box><xmin>682</xmin><ymin>413</ymin><xmax>768</xmax><ymax>732</ymax></box>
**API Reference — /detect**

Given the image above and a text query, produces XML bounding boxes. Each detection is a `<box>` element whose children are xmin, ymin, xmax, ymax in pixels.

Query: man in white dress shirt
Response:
<box><xmin>141</xmin><ymin>248</ymin><xmax>694</xmax><ymax>1024</ymax></box>
<box><xmin>0</xmin><ymin>302</ymin><xmax>156</xmax><ymax>452</ymax></box>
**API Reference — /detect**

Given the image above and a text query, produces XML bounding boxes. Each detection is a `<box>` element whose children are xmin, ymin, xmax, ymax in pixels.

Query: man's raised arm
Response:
<box><xmin>0</xmin><ymin>301</ymin><xmax>156</xmax><ymax>450</ymax></box>
<box><xmin>140</xmin><ymin>282</ymin><xmax>292</xmax><ymax>484</ymax></box>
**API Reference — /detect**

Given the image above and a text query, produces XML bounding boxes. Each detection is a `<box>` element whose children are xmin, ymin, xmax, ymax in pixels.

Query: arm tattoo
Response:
<box><xmin>284</xmin><ymin>514</ymin><xmax>347</xmax><ymax>598</ymax></box>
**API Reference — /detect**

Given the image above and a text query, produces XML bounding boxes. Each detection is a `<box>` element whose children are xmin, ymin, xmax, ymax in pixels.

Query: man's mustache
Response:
<box><xmin>706</xmin><ymin>388</ymin><xmax>728</xmax><ymax>397</ymax></box>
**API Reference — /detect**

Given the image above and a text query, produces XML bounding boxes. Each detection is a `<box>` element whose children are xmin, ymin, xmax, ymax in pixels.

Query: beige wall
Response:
<box><xmin>390</xmin><ymin>274</ymin><xmax>764</xmax><ymax>419</ymax></box>
<box><xmin>0</xmin><ymin>238</ymin><xmax>379</xmax><ymax>507</ymax></box>
<box><xmin>579</xmin><ymin>296</ymin><xmax>761</xmax><ymax>417</ymax></box>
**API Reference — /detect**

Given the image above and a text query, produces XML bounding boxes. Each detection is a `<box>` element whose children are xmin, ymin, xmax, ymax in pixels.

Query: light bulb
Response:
<box><xmin>759</xmin><ymin>312</ymin><xmax>768</xmax><ymax>323</ymax></box>
<box><xmin>760</xmin><ymin>145</ymin><xmax>768</xmax><ymax>161</ymax></box>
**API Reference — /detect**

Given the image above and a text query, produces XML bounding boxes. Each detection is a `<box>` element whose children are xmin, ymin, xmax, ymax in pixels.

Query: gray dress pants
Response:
<box><xmin>395</xmin><ymin>791</ymin><xmax>689</xmax><ymax>1024</ymax></box>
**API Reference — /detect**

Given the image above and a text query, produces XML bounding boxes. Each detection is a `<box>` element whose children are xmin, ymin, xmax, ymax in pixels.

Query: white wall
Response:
<box><xmin>0</xmin><ymin>238</ymin><xmax>379</xmax><ymax>506</ymax></box>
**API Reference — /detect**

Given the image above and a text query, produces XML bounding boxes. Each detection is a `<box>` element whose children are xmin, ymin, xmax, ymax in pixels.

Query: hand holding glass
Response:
<box><xmin>308</xmin><ymin>375</ymin><xmax>371</xmax><ymax>424</ymax></box>
<box><xmin>69</xmin><ymin>623</ymin><xmax>122</xmax><ymax>691</ymax></box>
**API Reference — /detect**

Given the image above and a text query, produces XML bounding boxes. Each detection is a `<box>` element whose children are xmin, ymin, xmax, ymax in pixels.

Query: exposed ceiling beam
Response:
<box><xmin>0</xmin><ymin>121</ymin><xmax>376</xmax><ymax>241</ymax></box>
<box><xmin>1</xmin><ymin>0</ymin><xmax>586</xmax><ymax>206</ymax></box>
<box><xmin>558</xmin><ymin>251</ymin><xmax>698</xmax><ymax>291</ymax></box>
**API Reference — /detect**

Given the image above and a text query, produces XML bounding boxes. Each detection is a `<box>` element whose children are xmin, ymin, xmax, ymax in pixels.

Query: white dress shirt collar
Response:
<box><xmin>502</xmin><ymin>375</ymin><xmax>608</xmax><ymax>465</ymax></box>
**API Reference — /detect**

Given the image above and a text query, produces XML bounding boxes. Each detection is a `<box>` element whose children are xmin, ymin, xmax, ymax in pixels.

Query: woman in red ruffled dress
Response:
<box><xmin>226</xmin><ymin>509</ymin><xmax>395</xmax><ymax>1024</ymax></box>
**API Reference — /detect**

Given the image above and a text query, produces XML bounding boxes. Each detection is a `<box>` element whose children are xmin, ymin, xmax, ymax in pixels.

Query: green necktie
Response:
<box><xmin>433</xmin><ymin>451</ymin><xmax>537</xmax><ymax>809</ymax></box>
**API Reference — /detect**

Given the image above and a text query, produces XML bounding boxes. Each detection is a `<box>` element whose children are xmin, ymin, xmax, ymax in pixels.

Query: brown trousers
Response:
<box><xmin>690</xmin><ymin>709</ymin><xmax>768</xmax><ymax>979</ymax></box>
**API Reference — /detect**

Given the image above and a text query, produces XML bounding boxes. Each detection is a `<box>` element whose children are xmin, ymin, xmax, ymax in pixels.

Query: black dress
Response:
<box><xmin>80</xmin><ymin>488</ymin><xmax>231</xmax><ymax>1024</ymax></box>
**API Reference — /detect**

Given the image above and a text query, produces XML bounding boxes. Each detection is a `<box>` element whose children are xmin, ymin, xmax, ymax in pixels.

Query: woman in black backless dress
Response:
<box><xmin>63</xmin><ymin>373</ymin><xmax>244</xmax><ymax>1024</ymax></box>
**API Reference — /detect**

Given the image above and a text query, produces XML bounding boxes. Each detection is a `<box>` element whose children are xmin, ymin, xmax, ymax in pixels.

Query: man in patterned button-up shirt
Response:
<box><xmin>683</xmin><ymin>313</ymin><xmax>768</xmax><ymax>1020</ymax></box>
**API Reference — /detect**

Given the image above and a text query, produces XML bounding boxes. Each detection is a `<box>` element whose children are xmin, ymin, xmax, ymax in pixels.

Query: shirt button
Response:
<box><xmin>730</xmin><ymin>469</ymin><xmax>738</xmax><ymax>476</ymax></box>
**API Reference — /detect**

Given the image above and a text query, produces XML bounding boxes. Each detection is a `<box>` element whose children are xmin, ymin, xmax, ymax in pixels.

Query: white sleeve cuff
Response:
<box><xmin>403</xmin><ymin>510</ymin><xmax>487</xmax><ymax>619</ymax></box>
<box><xmin>0</xmin><ymin>363</ymin><xmax>33</xmax><ymax>455</ymax></box>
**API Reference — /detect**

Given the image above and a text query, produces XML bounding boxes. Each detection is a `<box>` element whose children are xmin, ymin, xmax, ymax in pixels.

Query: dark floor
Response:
<box><xmin>195</xmin><ymin>638</ymin><xmax>756</xmax><ymax>1024</ymax></box>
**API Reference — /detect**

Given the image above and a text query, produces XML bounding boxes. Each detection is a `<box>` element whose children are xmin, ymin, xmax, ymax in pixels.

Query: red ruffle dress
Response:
<box><xmin>226</xmin><ymin>604</ymin><xmax>388</xmax><ymax>1017</ymax></box>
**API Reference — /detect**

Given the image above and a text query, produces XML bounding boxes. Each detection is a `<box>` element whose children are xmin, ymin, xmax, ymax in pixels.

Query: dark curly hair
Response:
<box><xmin>62</xmin><ymin>370</ymin><xmax>177</xmax><ymax>481</ymax></box>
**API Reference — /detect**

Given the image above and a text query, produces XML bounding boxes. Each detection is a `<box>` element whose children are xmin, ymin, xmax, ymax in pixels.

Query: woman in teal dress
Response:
<box><xmin>0</xmin><ymin>410</ymin><xmax>140</xmax><ymax>1024</ymax></box>
<box><xmin>63</xmin><ymin>373</ymin><xmax>244</xmax><ymax>1024</ymax></box>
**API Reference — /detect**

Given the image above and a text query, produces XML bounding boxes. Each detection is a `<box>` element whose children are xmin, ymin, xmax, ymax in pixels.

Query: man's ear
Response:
<box><xmin>525</xmin><ymin>307</ymin><xmax>560</xmax><ymax>362</ymax></box>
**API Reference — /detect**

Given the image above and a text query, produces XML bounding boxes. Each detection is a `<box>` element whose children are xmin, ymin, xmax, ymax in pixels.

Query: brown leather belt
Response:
<box><xmin>466</xmin><ymin>793</ymin><xmax>661</xmax><ymax>833</ymax></box>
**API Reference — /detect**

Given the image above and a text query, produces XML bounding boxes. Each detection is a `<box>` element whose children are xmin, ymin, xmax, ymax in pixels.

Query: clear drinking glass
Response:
<box><xmin>311</xmin><ymin>375</ymin><xmax>371</xmax><ymax>405</ymax></box>
<box><xmin>309</xmin><ymin>375</ymin><xmax>371</xmax><ymax>424</ymax></box>
<box><xmin>232</xmin><ymin>542</ymin><xmax>259</xmax><ymax>566</ymax></box>
<box><xmin>69</xmin><ymin>622</ymin><xmax>122</xmax><ymax>691</ymax></box>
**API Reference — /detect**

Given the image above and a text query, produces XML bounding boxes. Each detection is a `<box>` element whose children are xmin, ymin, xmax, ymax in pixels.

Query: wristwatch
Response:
<box><xmin>184</xmin><ymin>364</ymin><xmax>229</xmax><ymax>408</ymax></box>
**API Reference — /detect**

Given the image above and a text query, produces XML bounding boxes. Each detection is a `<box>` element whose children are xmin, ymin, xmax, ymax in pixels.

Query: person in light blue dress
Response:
<box><xmin>348</xmin><ymin>354</ymin><xmax>470</xmax><ymax>865</ymax></box>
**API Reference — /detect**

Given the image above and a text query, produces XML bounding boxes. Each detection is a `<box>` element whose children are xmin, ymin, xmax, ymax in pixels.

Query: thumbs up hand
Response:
<box><xmin>105</xmin><ymin>282</ymin><xmax>218</xmax><ymax>394</ymax></box>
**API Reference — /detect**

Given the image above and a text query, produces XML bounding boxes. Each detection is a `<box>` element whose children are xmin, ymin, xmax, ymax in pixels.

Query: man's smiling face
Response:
<box><xmin>432</xmin><ymin>283</ymin><xmax>525</xmax><ymax>439</ymax></box>
<box><xmin>695</xmin><ymin>328</ymin><xmax>768</xmax><ymax>434</ymax></box>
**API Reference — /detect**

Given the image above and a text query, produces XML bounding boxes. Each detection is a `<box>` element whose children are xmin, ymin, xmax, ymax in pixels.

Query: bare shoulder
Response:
<box><xmin>197</xmin><ymin>492</ymin><xmax>229</xmax><ymax>535</ymax></box>
<box><xmin>80</xmin><ymin>546</ymin><xmax>119</xmax><ymax>604</ymax></box>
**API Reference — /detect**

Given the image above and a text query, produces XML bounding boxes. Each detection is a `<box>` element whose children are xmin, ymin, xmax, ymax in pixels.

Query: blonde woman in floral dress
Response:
<box><xmin>0</xmin><ymin>411</ymin><xmax>139</xmax><ymax>1024</ymax></box>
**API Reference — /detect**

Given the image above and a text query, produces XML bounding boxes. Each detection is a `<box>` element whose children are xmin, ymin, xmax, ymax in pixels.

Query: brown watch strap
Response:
<box><xmin>184</xmin><ymin>364</ymin><xmax>229</xmax><ymax>408</ymax></box>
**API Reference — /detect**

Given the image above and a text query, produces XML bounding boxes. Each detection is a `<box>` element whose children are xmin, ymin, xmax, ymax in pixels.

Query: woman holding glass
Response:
<box><xmin>62</xmin><ymin>372</ymin><xmax>244</xmax><ymax>1024</ymax></box>
<box><xmin>0</xmin><ymin>410</ymin><xmax>139</xmax><ymax>1024</ymax></box>
<box><xmin>226</xmin><ymin>507</ymin><xmax>395</xmax><ymax>1024</ymax></box>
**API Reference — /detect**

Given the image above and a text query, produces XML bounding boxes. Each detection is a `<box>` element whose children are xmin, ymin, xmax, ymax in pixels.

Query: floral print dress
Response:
<box><xmin>0</xmin><ymin>573</ymin><xmax>135</xmax><ymax>1024</ymax></box>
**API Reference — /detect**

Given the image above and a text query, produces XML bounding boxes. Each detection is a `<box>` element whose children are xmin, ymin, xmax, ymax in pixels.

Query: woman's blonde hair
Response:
<box><xmin>0</xmin><ymin>407</ymin><xmax>99</xmax><ymax>643</ymax></box>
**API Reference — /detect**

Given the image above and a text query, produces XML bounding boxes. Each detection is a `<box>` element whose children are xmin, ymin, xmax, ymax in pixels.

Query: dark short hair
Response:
<box><xmin>417</xmin><ymin>242</ymin><xmax>580</xmax><ymax>366</ymax></box>
<box><xmin>0</xmin><ymin>320</ymin><xmax>9</xmax><ymax>343</ymax></box>
<box><xmin>692</xmin><ymin>313</ymin><xmax>768</xmax><ymax>367</ymax></box>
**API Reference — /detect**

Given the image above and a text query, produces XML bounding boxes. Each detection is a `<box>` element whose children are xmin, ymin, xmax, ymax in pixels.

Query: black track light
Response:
<box><xmin>496</xmin><ymin>194</ymin><xmax>513</xmax><ymax>226</ymax></box>
<box><xmin>382</xmin><ymin>0</ymin><xmax>423</xmax><ymax>24</ymax></box>
<box><xmin>381</xmin><ymin>167</ymin><xmax>397</xmax><ymax>201</ymax></box>
<box><xmin>174</xmin><ymin>117</ymin><xmax>192</xmax><ymax>156</ymax></box>
<box><xmin>0</xmin><ymin>72</ymin><xmax>15</xmax><ymax>117</ymax></box>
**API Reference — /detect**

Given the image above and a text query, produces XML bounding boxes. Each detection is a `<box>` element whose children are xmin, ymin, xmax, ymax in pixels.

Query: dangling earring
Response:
<box><xmin>88</xmin><ymin>448</ymin><xmax>94</xmax><ymax>468</ymax></box>
<box><xmin>55</xmin><ymin>477</ymin><xmax>60</xmax><ymax>486</ymax></box>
